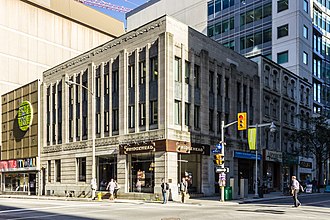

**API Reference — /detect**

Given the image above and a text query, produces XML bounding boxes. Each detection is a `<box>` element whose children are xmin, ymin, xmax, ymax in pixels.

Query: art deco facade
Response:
<box><xmin>41</xmin><ymin>15</ymin><xmax>260</xmax><ymax>199</ymax></box>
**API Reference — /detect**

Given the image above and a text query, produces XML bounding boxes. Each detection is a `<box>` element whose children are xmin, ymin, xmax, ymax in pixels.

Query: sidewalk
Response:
<box><xmin>0</xmin><ymin>190</ymin><xmax>326</xmax><ymax>206</ymax></box>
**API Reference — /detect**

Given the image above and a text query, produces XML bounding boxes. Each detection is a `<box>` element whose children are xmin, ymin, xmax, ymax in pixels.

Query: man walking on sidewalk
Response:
<box><xmin>291</xmin><ymin>176</ymin><xmax>302</xmax><ymax>207</ymax></box>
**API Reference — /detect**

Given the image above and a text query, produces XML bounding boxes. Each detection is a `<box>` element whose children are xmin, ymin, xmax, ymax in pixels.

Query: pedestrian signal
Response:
<box><xmin>237</xmin><ymin>112</ymin><xmax>247</xmax><ymax>130</ymax></box>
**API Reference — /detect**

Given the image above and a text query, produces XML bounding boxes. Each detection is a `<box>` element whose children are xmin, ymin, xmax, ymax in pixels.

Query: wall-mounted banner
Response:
<box><xmin>18</xmin><ymin>101</ymin><xmax>33</xmax><ymax>131</ymax></box>
<box><xmin>248</xmin><ymin>128</ymin><xmax>256</xmax><ymax>150</ymax></box>
<box><xmin>0</xmin><ymin>157</ymin><xmax>37</xmax><ymax>172</ymax></box>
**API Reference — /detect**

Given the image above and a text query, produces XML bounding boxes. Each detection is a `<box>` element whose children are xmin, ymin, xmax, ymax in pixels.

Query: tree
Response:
<box><xmin>291</xmin><ymin>115</ymin><xmax>330</xmax><ymax>191</ymax></box>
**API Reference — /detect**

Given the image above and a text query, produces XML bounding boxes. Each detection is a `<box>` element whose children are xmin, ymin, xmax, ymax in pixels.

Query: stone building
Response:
<box><xmin>41</xmin><ymin>15</ymin><xmax>260</xmax><ymax>200</ymax></box>
<box><xmin>251</xmin><ymin>55</ymin><xmax>312</xmax><ymax>193</ymax></box>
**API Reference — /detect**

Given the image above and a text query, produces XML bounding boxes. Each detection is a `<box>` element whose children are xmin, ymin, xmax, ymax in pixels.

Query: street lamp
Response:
<box><xmin>249</xmin><ymin>122</ymin><xmax>276</xmax><ymax>198</ymax></box>
<box><xmin>65</xmin><ymin>79</ymin><xmax>96</xmax><ymax>199</ymax></box>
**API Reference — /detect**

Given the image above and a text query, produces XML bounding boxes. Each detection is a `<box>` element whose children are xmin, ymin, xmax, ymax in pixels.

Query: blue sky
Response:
<box><xmin>85</xmin><ymin>0</ymin><xmax>149</xmax><ymax>27</ymax></box>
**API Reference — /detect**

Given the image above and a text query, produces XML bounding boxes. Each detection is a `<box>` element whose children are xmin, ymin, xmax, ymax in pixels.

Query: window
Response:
<box><xmin>112</xmin><ymin>70</ymin><xmax>119</xmax><ymax>92</ymax></box>
<box><xmin>303</xmin><ymin>0</ymin><xmax>308</xmax><ymax>13</ymax></box>
<box><xmin>185</xmin><ymin>103</ymin><xmax>190</xmax><ymax>126</ymax></box>
<box><xmin>194</xmin><ymin>65</ymin><xmax>200</xmax><ymax>89</ymax></box>
<box><xmin>77</xmin><ymin>157</ymin><xmax>86</xmax><ymax>182</ymax></box>
<box><xmin>277</xmin><ymin>0</ymin><xmax>288</xmax><ymax>12</ymax></box>
<box><xmin>150</xmin><ymin>100</ymin><xmax>158</xmax><ymax>125</ymax></box>
<box><xmin>46</xmin><ymin>86</ymin><xmax>51</xmax><ymax>145</ymax></box>
<box><xmin>277</xmin><ymin>51</ymin><xmax>289</xmax><ymax>64</ymax></box>
<box><xmin>174</xmin><ymin>57</ymin><xmax>181</xmax><ymax>82</ymax></box>
<box><xmin>139</xmin><ymin>61</ymin><xmax>146</xmax><ymax>85</ymax></box>
<box><xmin>128</xmin><ymin>65</ymin><xmax>135</xmax><ymax>88</ymax></box>
<box><xmin>185</xmin><ymin>61</ymin><xmax>190</xmax><ymax>84</ymax></box>
<box><xmin>194</xmin><ymin>105</ymin><xmax>200</xmax><ymax>129</ymax></box>
<box><xmin>150</xmin><ymin>57</ymin><xmax>158</xmax><ymax>81</ymax></box>
<box><xmin>47</xmin><ymin>160</ymin><xmax>51</xmax><ymax>182</ymax></box>
<box><xmin>209</xmin><ymin>109</ymin><xmax>214</xmax><ymax>131</ymax></box>
<box><xmin>277</xmin><ymin>24</ymin><xmax>288</xmax><ymax>38</ymax></box>
<box><xmin>174</xmin><ymin>100</ymin><xmax>181</xmax><ymax>125</ymax></box>
<box><xmin>139</xmin><ymin>103</ymin><xmax>146</xmax><ymax>126</ymax></box>
<box><xmin>303</xmin><ymin>25</ymin><xmax>308</xmax><ymax>39</ymax></box>
<box><xmin>128</xmin><ymin>105</ymin><xmax>135</xmax><ymax>128</ymax></box>
<box><xmin>112</xmin><ymin>109</ymin><xmax>119</xmax><ymax>132</ymax></box>
<box><xmin>217</xmin><ymin>74</ymin><xmax>222</xmax><ymax>95</ymax></box>
<box><xmin>55</xmin><ymin>160</ymin><xmax>61</xmax><ymax>182</ymax></box>
<box><xmin>209</xmin><ymin>71</ymin><xmax>214</xmax><ymax>94</ymax></box>
<box><xmin>303</xmin><ymin>52</ymin><xmax>308</xmax><ymax>65</ymax></box>
<box><xmin>104</xmin><ymin>111</ymin><xmax>109</xmax><ymax>132</ymax></box>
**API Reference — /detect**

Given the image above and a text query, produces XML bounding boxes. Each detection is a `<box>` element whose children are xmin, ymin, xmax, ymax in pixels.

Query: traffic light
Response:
<box><xmin>213</xmin><ymin>154</ymin><xmax>224</xmax><ymax>165</ymax></box>
<box><xmin>237</xmin><ymin>112</ymin><xmax>247</xmax><ymax>130</ymax></box>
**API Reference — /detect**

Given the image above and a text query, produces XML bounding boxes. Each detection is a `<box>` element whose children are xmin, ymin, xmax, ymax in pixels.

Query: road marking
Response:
<box><xmin>304</xmin><ymin>199</ymin><xmax>330</xmax><ymax>205</ymax></box>
<box><xmin>10</xmin><ymin>209</ymin><xmax>111</xmax><ymax>220</ymax></box>
<box><xmin>0</xmin><ymin>204</ymin><xmax>98</xmax><ymax>214</ymax></box>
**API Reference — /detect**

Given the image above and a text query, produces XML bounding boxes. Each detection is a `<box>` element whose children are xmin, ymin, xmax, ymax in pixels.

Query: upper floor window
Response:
<box><xmin>277</xmin><ymin>51</ymin><xmax>289</xmax><ymax>64</ymax></box>
<box><xmin>303</xmin><ymin>52</ymin><xmax>308</xmax><ymax>65</ymax></box>
<box><xmin>174</xmin><ymin>100</ymin><xmax>181</xmax><ymax>125</ymax></box>
<box><xmin>278</xmin><ymin>0</ymin><xmax>288</xmax><ymax>13</ymax></box>
<box><xmin>139</xmin><ymin>61</ymin><xmax>146</xmax><ymax>85</ymax></box>
<box><xmin>303</xmin><ymin>25</ymin><xmax>308</xmax><ymax>39</ymax></box>
<box><xmin>174</xmin><ymin>57</ymin><xmax>181</xmax><ymax>82</ymax></box>
<box><xmin>150</xmin><ymin>56</ymin><xmax>158</xmax><ymax>81</ymax></box>
<box><xmin>185</xmin><ymin>61</ymin><xmax>190</xmax><ymax>84</ymax></box>
<box><xmin>194</xmin><ymin>65</ymin><xmax>200</xmax><ymax>89</ymax></box>
<box><xmin>277</xmin><ymin>24</ymin><xmax>289</xmax><ymax>38</ymax></box>
<box><xmin>303</xmin><ymin>0</ymin><xmax>308</xmax><ymax>13</ymax></box>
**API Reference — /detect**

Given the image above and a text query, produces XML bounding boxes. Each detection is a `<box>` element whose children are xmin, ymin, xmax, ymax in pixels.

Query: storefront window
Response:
<box><xmin>4</xmin><ymin>173</ymin><xmax>28</xmax><ymax>192</ymax></box>
<box><xmin>129</xmin><ymin>153</ymin><xmax>155</xmax><ymax>193</ymax></box>
<box><xmin>178</xmin><ymin>154</ymin><xmax>201</xmax><ymax>193</ymax></box>
<box><xmin>99</xmin><ymin>155</ymin><xmax>117</xmax><ymax>191</ymax></box>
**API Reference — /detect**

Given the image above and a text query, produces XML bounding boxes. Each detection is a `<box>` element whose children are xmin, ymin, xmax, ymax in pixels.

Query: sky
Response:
<box><xmin>85</xmin><ymin>0</ymin><xmax>149</xmax><ymax>28</ymax></box>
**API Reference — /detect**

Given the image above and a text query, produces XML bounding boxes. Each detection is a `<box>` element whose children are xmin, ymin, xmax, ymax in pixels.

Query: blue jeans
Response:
<box><xmin>162</xmin><ymin>191</ymin><xmax>167</xmax><ymax>204</ymax></box>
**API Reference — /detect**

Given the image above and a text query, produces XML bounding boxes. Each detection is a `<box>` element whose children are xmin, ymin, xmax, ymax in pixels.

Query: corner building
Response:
<box><xmin>41</xmin><ymin>16</ymin><xmax>259</xmax><ymax>200</ymax></box>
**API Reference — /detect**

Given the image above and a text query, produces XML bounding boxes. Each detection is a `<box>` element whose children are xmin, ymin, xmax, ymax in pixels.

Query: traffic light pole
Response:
<box><xmin>220</xmin><ymin>120</ymin><xmax>237</xmax><ymax>202</ymax></box>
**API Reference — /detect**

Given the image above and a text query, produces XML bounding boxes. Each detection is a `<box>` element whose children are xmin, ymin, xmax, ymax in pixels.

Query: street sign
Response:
<box><xmin>215</xmin><ymin>167</ymin><xmax>229</xmax><ymax>173</ymax></box>
<box><xmin>216</xmin><ymin>143</ymin><xmax>223</xmax><ymax>150</ymax></box>
<box><xmin>212</xmin><ymin>149</ymin><xmax>221</xmax><ymax>154</ymax></box>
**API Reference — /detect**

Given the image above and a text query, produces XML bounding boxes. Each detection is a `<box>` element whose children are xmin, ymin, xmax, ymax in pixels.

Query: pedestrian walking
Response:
<box><xmin>291</xmin><ymin>176</ymin><xmax>303</xmax><ymax>207</ymax></box>
<box><xmin>312</xmin><ymin>178</ymin><xmax>317</xmax><ymax>193</ymax></box>
<box><xmin>106</xmin><ymin>179</ymin><xmax>116</xmax><ymax>200</ymax></box>
<box><xmin>180</xmin><ymin>177</ymin><xmax>188</xmax><ymax>203</ymax></box>
<box><xmin>136</xmin><ymin>179</ymin><xmax>142</xmax><ymax>193</ymax></box>
<box><xmin>161</xmin><ymin>178</ymin><xmax>169</xmax><ymax>204</ymax></box>
<box><xmin>114</xmin><ymin>180</ymin><xmax>120</xmax><ymax>199</ymax></box>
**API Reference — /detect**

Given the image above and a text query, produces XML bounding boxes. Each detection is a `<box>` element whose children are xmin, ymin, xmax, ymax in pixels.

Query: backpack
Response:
<box><xmin>166</xmin><ymin>183</ymin><xmax>169</xmax><ymax>190</ymax></box>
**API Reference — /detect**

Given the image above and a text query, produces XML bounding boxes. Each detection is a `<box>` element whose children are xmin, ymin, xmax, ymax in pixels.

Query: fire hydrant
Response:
<box><xmin>97</xmin><ymin>192</ymin><xmax>102</xmax><ymax>201</ymax></box>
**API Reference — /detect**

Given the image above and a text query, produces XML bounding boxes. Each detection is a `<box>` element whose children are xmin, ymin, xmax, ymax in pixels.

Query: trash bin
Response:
<box><xmin>224</xmin><ymin>186</ymin><xmax>232</xmax><ymax>201</ymax></box>
<box><xmin>258</xmin><ymin>187</ymin><xmax>263</xmax><ymax>198</ymax></box>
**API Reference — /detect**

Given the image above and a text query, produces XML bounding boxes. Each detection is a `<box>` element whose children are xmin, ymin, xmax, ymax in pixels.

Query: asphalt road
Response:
<box><xmin>0</xmin><ymin>194</ymin><xmax>329</xmax><ymax>220</ymax></box>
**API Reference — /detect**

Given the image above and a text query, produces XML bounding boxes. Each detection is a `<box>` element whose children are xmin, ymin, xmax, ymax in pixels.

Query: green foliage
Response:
<box><xmin>291</xmin><ymin>115</ymin><xmax>330</xmax><ymax>162</ymax></box>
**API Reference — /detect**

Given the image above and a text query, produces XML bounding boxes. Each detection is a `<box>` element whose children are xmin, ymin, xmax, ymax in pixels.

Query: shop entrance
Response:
<box><xmin>29</xmin><ymin>174</ymin><xmax>36</xmax><ymax>195</ymax></box>
<box><xmin>129</xmin><ymin>152</ymin><xmax>155</xmax><ymax>193</ymax></box>
<box><xmin>238</xmin><ymin>159</ymin><xmax>254</xmax><ymax>194</ymax></box>
<box><xmin>98</xmin><ymin>155</ymin><xmax>117</xmax><ymax>191</ymax></box>
<box><xmin>178</xmin><ymin>154</ymin><xmax>201</xmax><ymax>193</ymax></box>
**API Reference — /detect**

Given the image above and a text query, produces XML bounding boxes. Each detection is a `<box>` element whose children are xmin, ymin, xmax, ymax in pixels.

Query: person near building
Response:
<box><xmin>136</xmin><ymin>179</ymin><xmax>142</xmax><ymax>193</ymax></box>
<box><xmin>106</xmin><ymin>179</ymin><xmax>117</xmax><ymax>200</ymax></box>
<box><xmin>180</xmin><ymin>177</ymin><xmax>188</xmax><ymax>203</ymax></box>
<box><xmin>161</xmin><ymin>178</ymin><xmax>169</xmax><ymax>204</ymax></box>
<box><xmin>291</xmin><ymin>176</ymin><xmax>303</xmax><ymax>207</ymax></box>
<box><xmin>114</xmin><ymin>180</ymin><xmax>120</xmax><ymax>199</ymax></box>
<box><xmin>312</xmin><ymin>178</ymin><xmax>317</xmax><ymax>193</ymax></box>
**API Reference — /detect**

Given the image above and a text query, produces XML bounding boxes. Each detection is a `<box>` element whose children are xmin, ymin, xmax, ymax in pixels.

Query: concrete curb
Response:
<box><xmin>238</xmin><ymin>192</ymin><xmax>325</xmax><ymax>204</ymax></box>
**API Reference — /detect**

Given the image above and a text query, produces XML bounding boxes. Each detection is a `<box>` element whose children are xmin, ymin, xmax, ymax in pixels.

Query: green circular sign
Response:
<box><xmin>18</xmin><ymin>101</ymin><xmax>33</xmax><ymax>131</ymax></box>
